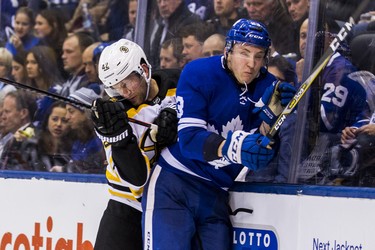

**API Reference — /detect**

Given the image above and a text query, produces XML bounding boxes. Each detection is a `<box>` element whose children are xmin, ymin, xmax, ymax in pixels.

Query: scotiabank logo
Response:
<box><xmin>233</xmin><ymin>225</ymin><xmax>279</xmax><ymax>250</ymax></box>
<box><xmin>0</xmin><ymin>216</ymin><xmax>93</xmax><ymax>250</ymax></box>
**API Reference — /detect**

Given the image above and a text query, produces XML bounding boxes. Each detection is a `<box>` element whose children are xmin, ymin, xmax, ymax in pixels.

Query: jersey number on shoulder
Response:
<box><xmin>321</xmin><ymin>83</ymin><xmax>348</xmax><ymax>107</ymax></box>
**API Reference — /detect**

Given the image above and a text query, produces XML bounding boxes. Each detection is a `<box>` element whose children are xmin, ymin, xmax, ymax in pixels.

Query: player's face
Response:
<box><xmin>227</xmin><ymin>44</ymin><xmax>266</xmax><ymax>84</ymax></box>
<box><xmin>112</xmin><ymin>72</ymin><xmax>147</xmax><ymax>106</ymax></box>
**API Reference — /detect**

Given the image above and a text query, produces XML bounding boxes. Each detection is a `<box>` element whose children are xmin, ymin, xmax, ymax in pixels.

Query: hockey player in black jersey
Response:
<box><xmin>91</xmin><ymin>39</ymin><xmax>179</xmax><ymax>250</ymax></box>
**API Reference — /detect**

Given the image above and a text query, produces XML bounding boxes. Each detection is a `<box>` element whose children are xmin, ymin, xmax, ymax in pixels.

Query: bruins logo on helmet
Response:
<box><xmin>120</xmin><ymin>46</ymin><xmax>129</xmax><ymax>53</ymax></box>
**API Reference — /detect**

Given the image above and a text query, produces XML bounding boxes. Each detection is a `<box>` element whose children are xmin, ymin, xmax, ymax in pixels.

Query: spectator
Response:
<box><xmin>159</xmin><ymin>38</ymin><xmax>184</xmax><ymax>69</ymax></box>
<box><xmin>48</xmin><ymin>0</ymin><xmax>79</xmax><ymax>24</ymax></box>
<box><xmin>22</xmin><ymin>101</ymin><xmax>73</xmax><ymax>171</ymax></box>
<box><xmin>51</xmin><ymin>87</ymin><xmax>105</xmax><ymax>173</ymax></box>
<box><xmin>179</xmin><ymin>22</ymin><xmax>214</xmax><ymax>65</ymax></box>
<box><xmin>243</xmin><ymin>0</ymin><xmax>297</xmax><ymax>56</ymax></box>
<box><xmin>0</xmin><ymin>90</ymin><xmax>37</xmax><ymax>170</ymax></box>
<box><xmin>185</xmin><ymin>0</ymin><xmax>214</xmax><ymax>21</ymax></box>
<box><xmin>246</xmin><ymin>55</ymin><xmax>297</xmax><ymax>183</ymax></box>
<box><xmin>100</xmin><ymin>0</ymin><xmax>129</xmax><ymax>42</ymax></box>
<box><xmin>285</xmin><ymin>0</ymin><xmax>309</xmax><ymax>58</ymax></box>
<box><xmin>0</xmin><ymin>102</ymin><xmax>13</xmax><ymax>158</ymax></box>
<box><xmin>202</xmin><ymin>33</ymin><xmax>226</xmax><ymax>57</ymax></box>
<box><xmin>65</xmin><ymin>0</ymin><xmax>110</xmax><ymax>36</ymax></box>
<box><xmin>206</xmin><ymin>0</ymin><xmax>248</xmax><ymax>35</ymax></box>
<box><xmin>0</xmin><ymin>47</ymin><xmax>13</xmax><ymax>80</ymax></box>
<box><xmin>26</xmin><ymin>45</ymin><xmax>64</xmax><ymax>126</ymax></box>
<box><xmin>268</xmin><ymin>55</ymin><xmax>297</xmax><ymax>84</ymax></box>
<box><xmin>123</xmin><ymin>0</ymin><xmax>138</xmax><ymax>41</ymax></box>
<box><xmin>5</xmin><ymin>7</ymin><xmax>39</xmax><ymax>56</ymax></box>
<box><xmin>26</xmin><ymin>45</ymin><xmax>63</xmax><ymax>92</ymax></box>
<box><xmin>92</xmin><ymin>38</ymin><xmax>179</xmax><ymax>250</ymax></box>
<box><xmin>0</xmin><ymin>0</ymin><xmax>22</xmax><ymax>46</ymax></box>
<box><xmin>142</xmin><ymin>19</ymin><xmax>295</xmax><ymax>249</ymax></box>
<box><xmin>59</xmin><ymin>32</ymin><xmax>95</xmax><ymax>97</ymax></box>
<box><xmin>341</xmin><ymin>123</ymin><xmax>375</xmax><ymax>185</ymax></box>
<box><xmin>82</xmin><ymin>41</ymin><xmax>101</xmax><ymax>84</ymax></box>
<box><xmin>0</xmin><ymin>48</ymin><xmax>16</xmax><ymax>101</ymax></box>
<box><xmin>11</xmin><ymin>50</ymin><xmax>28</xmax><ymax>84</ymax></box>
<box><xmin>148</xmin><ymin>0</ymin><xmax>202</xmax><ymax>67</ymax></box>
<box><xmin>34</xmin><ymin>8</ymin><xmax>68</xmax><ymax>78</ymax></box>
<box><xmin>296</xmin><ymin>18</ymin><xmax>366</xmax><ymax>134</ymax></box>
<box><xmin>285</xmin><ymin>0</ymin><xmax>309</xmax><ymax>23</ymax></box>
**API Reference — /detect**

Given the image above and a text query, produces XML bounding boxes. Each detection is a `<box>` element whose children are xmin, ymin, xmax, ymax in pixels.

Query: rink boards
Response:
<box><xmin>0</xmin><ymin>171</ymin><xmax>374</xmax><ymax>250</ymax></box>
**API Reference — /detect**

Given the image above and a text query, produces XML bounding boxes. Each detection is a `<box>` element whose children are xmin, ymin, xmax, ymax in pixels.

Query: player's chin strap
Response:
<box><xmin>143</xmin><ymin>66</ymin><xmax>152</xmax><ymax>102</ymax></box>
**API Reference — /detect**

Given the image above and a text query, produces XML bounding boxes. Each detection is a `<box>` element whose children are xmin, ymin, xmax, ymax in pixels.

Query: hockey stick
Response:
<box><xmin>0</xmin><ymin>77</ymin><xmax>156</xmax><ymax>129</ymax></box>
<box><xmin>261</xmin><ymin>0</ymin><xmax>371</xmax><ymax>147</ymax></box>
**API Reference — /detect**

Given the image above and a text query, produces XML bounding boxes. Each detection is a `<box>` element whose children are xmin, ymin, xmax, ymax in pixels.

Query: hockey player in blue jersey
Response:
<box><xmin>91</xmin><ymin>39</ymin><xmax>180</xmax><ymax>250</ymax></box>
<box><xmin>142</xmin><ymin>19</ymin><xmax>296</xmax><ymax>249</ymax></box>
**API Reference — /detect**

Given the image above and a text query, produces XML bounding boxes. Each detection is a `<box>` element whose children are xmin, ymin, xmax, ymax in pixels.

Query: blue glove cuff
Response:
<box><xmin>260</xmin><ymin>106</ymin><xmax>277</xmax><ymax>124</ymax></box>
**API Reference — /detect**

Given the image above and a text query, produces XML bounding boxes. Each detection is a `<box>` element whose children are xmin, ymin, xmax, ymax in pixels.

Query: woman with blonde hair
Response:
<box><xmin>0</xmin><ymin>48</ymin><xmax>16</xmax><ymax>101</ymax></box>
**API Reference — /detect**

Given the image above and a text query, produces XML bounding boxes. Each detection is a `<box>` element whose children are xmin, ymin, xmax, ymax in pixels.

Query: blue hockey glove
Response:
<box><xmin>221</xmin><ymin>130</ymin><xmax>275</xmax><ymax>170</ymax></box>
<box><xmin>91</xmin><ymin>98</ymin><xmax>134</xmax><ymax>146</ymax></box>
<box><xmin>253</xmin><ymin>81</ymin><xmax>296</xmax><ymax>124</ymax></box>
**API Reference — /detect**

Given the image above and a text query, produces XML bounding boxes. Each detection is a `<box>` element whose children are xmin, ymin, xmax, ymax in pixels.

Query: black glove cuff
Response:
<box><xmin>203</xmin><ymin>133</ymin><xmax>225</xmax><ymax>161</ymax></box>
<box><xmin>95</xmin><ymin>127</ymin><xmax>132</xmax><ymax>144</ymax></box>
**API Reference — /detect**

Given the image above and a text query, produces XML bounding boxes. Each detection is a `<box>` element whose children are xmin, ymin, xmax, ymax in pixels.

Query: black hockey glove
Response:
<box><xmin>152</xmin><ymin>107</ymin><xmax>178</xmax><ymax>146</ymax></box>
<box><xmin>91</xmin><ymin>98</ymin><xmax>134</xmax><ymax>146</ymax></box>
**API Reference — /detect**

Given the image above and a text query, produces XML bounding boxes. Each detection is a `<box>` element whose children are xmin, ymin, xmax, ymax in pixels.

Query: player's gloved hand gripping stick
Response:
<box><xmin>253</xmin><ymin>80</ymin><xmax>297</xmax><ymax>125</ymax></box>
<box><xmin>260</xmin><ymin>0</ymin><xmax>371</xmax><ymax>148</ymax></box>
<box><xmin>91</xmin><ymin>99</ymin><xmax>135</xmax><ymax>145</ymax></box>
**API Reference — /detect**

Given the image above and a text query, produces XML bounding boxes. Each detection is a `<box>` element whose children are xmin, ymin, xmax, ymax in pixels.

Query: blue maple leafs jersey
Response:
<box><xmin>320</xmin><ymin>52</ymin><xmax>368</xmax><ymax>133</ymax></box>
<box><xmin>158</xmin><ymin>55</ymin><xmax>276</xmax><ymax>189</ymax></box>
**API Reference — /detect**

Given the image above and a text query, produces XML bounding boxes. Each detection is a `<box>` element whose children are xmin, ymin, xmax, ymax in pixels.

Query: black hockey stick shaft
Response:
<box><xmin>264</xmin><ymin>0</ymin><xmax>371</xmax><ymax>144</ymax></box>
<box><xmin>0</xmin><ymin>77</ymin><xmax>154</xmax><ymax>129</ymax></box>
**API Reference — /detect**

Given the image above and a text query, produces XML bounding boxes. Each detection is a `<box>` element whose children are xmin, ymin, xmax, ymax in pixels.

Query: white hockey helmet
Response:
<box><xmin>98</xmin><ymin>38</ymin><xmax>152</xmax><ymax>97</ymax></box>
